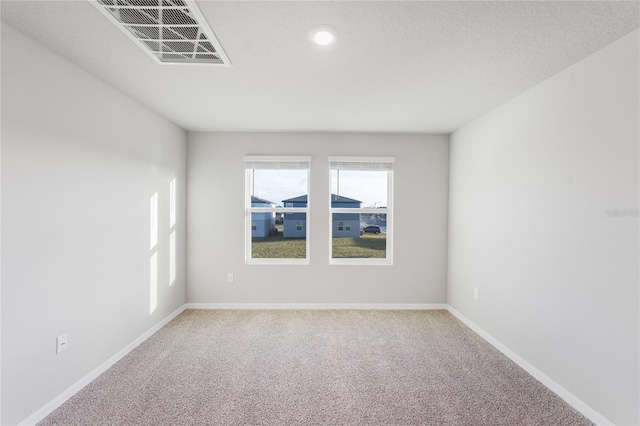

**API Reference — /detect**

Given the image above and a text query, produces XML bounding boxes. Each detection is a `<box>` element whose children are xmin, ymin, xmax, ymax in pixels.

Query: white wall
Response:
<box><xmin>1</xmin><ymin>24</ymin><xmax>187</xmax><ymax>425</ymax></box>
<box><xmin>187</xmin><ymin>132</ymin><xmax>449</xmax><ymax>305</ymax></box>
<box><xmin>448</xmin><ymin>29</ymin><xmax>639</xmax><ymax>425</ymax></box>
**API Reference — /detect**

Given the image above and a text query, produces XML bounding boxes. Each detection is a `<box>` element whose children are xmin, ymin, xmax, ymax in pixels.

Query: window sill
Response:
<box><xmin>247</xmin><ymin>258</ymin><xmax>310</xmax><ymax>266</ymax></box>
<box><xmin>329</xmin><ymin>258</ymin><xmax>393</xmax><ymax>266</ymax></box>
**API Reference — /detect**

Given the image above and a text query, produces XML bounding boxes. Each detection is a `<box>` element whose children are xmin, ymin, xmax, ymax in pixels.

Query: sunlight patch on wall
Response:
<box><xmin>169</xmin><ymin>230</ymin><xmax>176</xmax><ymax>286</ymax></box>
<box><xmin>150</xmin><ymin>192</ymin><xmax>158</xmax><ymax>250</ymax></box>
<box><xmin>149</xmin><ymin>251</ymin><xmax>158</xmax><ymax>314</ymax></box>
<box><xmin>169</xmin><ymin>178</ymin><xmax>176</xmax><ymax>228</ymax></box>
<box><xmin>150</xmin><ymin>191</ymin><xmax>159</xmax><ymax>313</ymax></box>
<box><xmin>169</xmin><ymin>179</ymin><xmax>177</xmax><ymax>286</ymax></box>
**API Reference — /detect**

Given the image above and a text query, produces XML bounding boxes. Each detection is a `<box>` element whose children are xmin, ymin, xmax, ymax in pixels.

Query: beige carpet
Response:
<box><xmin>40</xmin><ymin>309</ymin><xmax>593</xmax><ymax>425</ymax></box>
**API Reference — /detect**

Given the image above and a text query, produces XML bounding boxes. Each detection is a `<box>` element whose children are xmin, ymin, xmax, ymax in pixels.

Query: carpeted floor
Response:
<box><xmin>40</xmin><ymin>309</ymin><xmax>593</xmax><ymax>425</ymax></box>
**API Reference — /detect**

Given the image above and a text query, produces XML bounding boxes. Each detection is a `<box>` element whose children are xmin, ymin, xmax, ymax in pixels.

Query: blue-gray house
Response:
<box><xmin>280</xmin><ymin>194</ymin><xmax>308</xmax><ymax>238</ymax></box>
<box><xmin>281</xmin><ymin>194</ymin><xmax>361</xmax><ymax>238</ymax></box>
<box><xmin>251</xmin><ymin>196</ymin><xmax>276</xmax><ymax>237</ymax></box>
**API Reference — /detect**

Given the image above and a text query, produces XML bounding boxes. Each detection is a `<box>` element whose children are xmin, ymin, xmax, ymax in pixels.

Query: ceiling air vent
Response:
<box><xmin>89</xmin><ymin>0</ymin><xmax>231</xmax><ymax>66</ymax></box>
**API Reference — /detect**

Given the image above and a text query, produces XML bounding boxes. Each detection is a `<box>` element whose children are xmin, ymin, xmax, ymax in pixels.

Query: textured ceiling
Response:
<box><xmin>2</xmin><ymin>1</ymin><xmax>639</xmax><ymax>133</ymax></box>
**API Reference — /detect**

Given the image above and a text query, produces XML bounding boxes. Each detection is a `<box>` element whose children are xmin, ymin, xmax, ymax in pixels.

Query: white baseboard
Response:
<box><xmin>186</xmin><ymin>302</ymin><xmax>448</xmax><ymax>310</ymax></box>
<box><xmin>18</xmin><ymin>303</ymin><xmax>611</xmax><ymax>426</ymax></box>
<box><xmin>446</xmin><ymin>306</ymin><xmax>614</xmax><ymax>426</ymax></box>
<box><xmin>19</xmin><ymin>304</ymin><xmax>187</xmax><ymax>426</ymax></box>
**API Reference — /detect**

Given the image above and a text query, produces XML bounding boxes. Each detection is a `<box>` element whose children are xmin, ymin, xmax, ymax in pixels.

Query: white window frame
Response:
<box><xmin>329</xmin><ymin>156</ymin><xmax>394</xmax><ymax>265</ymax></box>
<box><xmin>245</xmin><ymin>155</ymin><xmax>311</xmax><ymax>265</ymax></box>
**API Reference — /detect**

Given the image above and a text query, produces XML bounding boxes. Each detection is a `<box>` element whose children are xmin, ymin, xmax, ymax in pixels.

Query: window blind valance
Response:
<box><xmin>244</xmin><ymin>155</ymin><xmax>311</xmax><ymax>170</ymax></box>
<box><xmin>328</xmin><ymin>156</ymin><xmax>395</xmax><ymax>171</ymax></box>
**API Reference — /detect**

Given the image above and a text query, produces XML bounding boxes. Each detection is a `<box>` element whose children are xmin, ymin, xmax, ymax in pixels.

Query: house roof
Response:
<box><xmin>251</xmin><ymin>196</ymin><xmax>276</xmax><ymax>205</ymax></box>
<box><xmin>281</xmin><ymin>195</ymin><xmax>308</xmax><ymax>203</ymax></box>
<box><xmin>282</xmin><ymin>194</ymin><xmax>361</xmax><ymax>204</ymax></box>
<box><xmin>330</xmin><ymin>194</ymin><xmax>362</xmax><ymax>203</ymax></box>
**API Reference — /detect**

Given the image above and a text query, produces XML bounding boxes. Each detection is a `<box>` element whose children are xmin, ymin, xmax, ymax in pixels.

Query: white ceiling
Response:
<box><xmin>2</xmin><ymin>1</ymin><xmax>639</xmax><ymax>133</ymax></box>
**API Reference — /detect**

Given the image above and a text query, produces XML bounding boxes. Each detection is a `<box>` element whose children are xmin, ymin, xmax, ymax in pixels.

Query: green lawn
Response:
<box><xmin>251</xmin><ymin>237</ymin><xmax>306</xmax><ymax>258</ymax></box>
<box><xmin>251</xmin><ymin>234</ymin><xmax>386</xmax><ymax>259</ymax></box>
<box><xmin>332</xmin><ymin>234</ymin><xmax>386</xmax><ymax>258</ymax></box>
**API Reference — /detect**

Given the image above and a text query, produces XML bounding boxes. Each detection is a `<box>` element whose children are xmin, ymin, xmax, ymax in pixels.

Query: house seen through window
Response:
<box><xmin>244</xmin><ymin>156</ymin><xmax>310</xmax><ymax>264</ymax></box>
<box><xmin>329</xmin><ymin>157</ymin><xmax>394</xmax><ymax>265</ymax></box>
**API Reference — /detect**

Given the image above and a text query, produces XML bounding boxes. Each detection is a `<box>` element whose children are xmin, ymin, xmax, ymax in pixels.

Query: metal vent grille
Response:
<box><xmin>90</xmin><ymin>0</ymin><xmax>230</xmax><ymax>66</ymax></box>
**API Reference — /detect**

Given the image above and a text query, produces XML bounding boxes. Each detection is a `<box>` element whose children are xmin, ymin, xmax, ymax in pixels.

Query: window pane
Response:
<box><xmin>330</xmin><ymin>170</ymin><xmax>387</xmax><ymax>207</ymax></box>
<box><xmin>252</xmin><ymin>169</ymin><xmax>307</xmax><ymax>208</ymax></box>
<box><xmin>252</xmin><ymin>213</ymin><xmax>306</xmax><ymax>259</ymax></box>
<box><xmin>247</xmin><ymin>162</ymin><xmax>310</xmax><ymax>263</ymax></box>
<box><xmin>331</xmin><ymin>213</ymin><xmax>386</xmax><ymax>258</ymax></box>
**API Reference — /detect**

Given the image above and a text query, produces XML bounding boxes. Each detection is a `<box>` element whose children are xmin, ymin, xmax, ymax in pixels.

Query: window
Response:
<box><xmin>329</xmin><ymin>156</ymin><xmax>394</xmax><ymax>265</ymax></box>
<box><xmin>336</xmin><ymin>221</ymin><xmax>351</xmax><ymax>232</ymax></box>
<box><xmin>245</xmin><ymin>156</ymin><xmax>311</xmax><ymax>264</ymax></box>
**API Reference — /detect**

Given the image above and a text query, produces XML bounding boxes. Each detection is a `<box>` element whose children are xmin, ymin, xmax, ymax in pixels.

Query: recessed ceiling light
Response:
<box><xmin>309</xmin><ymin>25</ymin><xmax>338</xmax><ymax>46</ymax></box>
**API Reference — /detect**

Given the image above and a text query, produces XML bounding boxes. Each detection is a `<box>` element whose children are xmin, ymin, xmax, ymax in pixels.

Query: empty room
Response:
<box><xmin>1</xmin><ymin>1</ymin><xmax>638</xmax><ymax>425</ymax></box>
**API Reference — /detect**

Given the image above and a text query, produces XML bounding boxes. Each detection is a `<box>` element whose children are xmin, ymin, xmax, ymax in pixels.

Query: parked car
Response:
<box><xmin>363</xmin><ymin>225</ymin><xmax>381</xmax><ymax>234</ymax></box>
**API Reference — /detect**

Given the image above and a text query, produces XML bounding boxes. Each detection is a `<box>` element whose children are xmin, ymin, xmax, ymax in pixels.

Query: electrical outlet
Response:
<box><xmin>227</xmin><ymin>273</ymin><xmax>234</xmax><ymax>283</ymax></box>
<box><xmin>473</xmin><ymin>288</ymin><xmax>479</xmax><ymax>301</ymax></box>
<box><xmin>56</xmin><ymin>334</ymin><xmax>68</xmax><ymax>354</ymax></box>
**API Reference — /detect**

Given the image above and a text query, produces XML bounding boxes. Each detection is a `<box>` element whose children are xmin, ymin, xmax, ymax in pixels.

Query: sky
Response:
<box><xmin>251</xmin><ymin>169</ymin><xmax>388</xmax><ymax>208</ymax></box>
